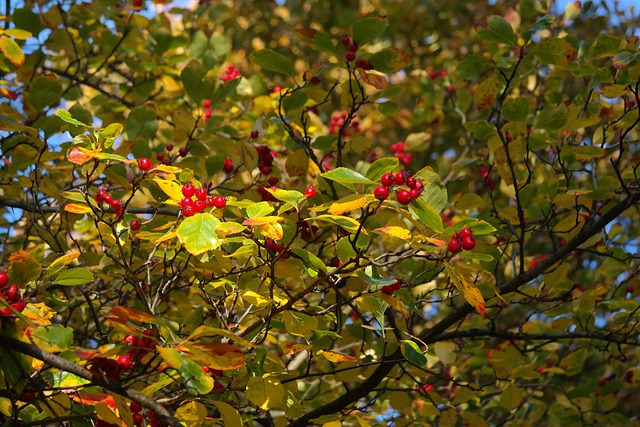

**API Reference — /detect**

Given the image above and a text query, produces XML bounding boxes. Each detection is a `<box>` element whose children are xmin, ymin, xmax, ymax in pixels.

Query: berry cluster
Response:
<box><xmin>179</xmin><ymin>183</ymin><xmax>226</xmax><ymax>217</ymax></box>
<box><xmin>94</xmin><ymin>189</ymin><xmax>124</xmax><ymax>217</ymax></box>
<box><xmin>156</xmin><ymin>144</ymin><xmax>188</xmax><ymax>166</ymax></box>
<box><xmin>256</xmin><ymin>145</ymin><xmax>275</xmax><ymax>176</ymax></box>
<box><xmin>264</xmin><ymin>238</ymin><xmax>290</xmax><ymax>259</ymax></box>
<box><xmin>390</xmin><ymin>141</ymin><xmax>412</xmax><ymax>166</ymax></box>
<box><xmin>203</xmin><ymin>98</ymin><xmax>213</xmax><ymax>122</ymax></box>
<box><xmin>447</xmin><ymin>228</ymin><xmax>476</xmax><ymax>254</ymax></box>
<box><xmin>374</xmin><ymin>171</ymin><xmax>424</xmax><ymax>205</ymax></box>
<box><xmin>428</xmin><ymin>70</ymin><xmax>447</xmax><ymax>79</ymax></box>
<box><xmin>328</xmin><ymin>112</ymin><xmax>360</xmax><ymax>136</ymax></box>
<box><xmin>381</xmin><ymin>278</ymin><xmax>402</xmax><ymax>295</ymax></box>
<box><xmin>88</xmin><ymin>356</ymin><xmax>133</xmax><ymax>382</ymax></box>
<box><xmin>300</xmin><ymin>221</ymin><xmax>319</xmax><ymax>242</ymax></box>
<box><xmin>221</xmin><ymin>64</ymin><xmax>239</xmax><ymax>82</ymax></box>
<box><xmin>0</xmin><ymin>272</ymin><xmax>26</xmax><ymax>317</ymax></box>
<box><xmin>480</xmin><ymin>165</ymin><xmax>494</xmax><ymax>190</ymax></box>
<box><xmin>340</xmin><ymin>36</ymin><xmax>373</xmax><ymax>70</ymax></box>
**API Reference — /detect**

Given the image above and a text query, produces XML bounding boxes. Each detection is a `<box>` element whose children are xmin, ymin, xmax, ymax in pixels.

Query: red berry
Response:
<box><xmin>130</xmin><ymin>219</ymin><xmax>141</xmax><ymax>231</ymax></box>
<box><xmin>428</xmin><ymin>71</ymin><xmax>438</xmax><ymax>79</ymax></box>
<box><xmin>94</xmin><ymin>193</ymin><xmax>104</xmax><ymax>204</ymax></box>
<box><xmin>117</xmin><ymin>355</ymin><xmax>132</xmax><ymax>370</ymax></box>
<box><xmin>124</xmin><ymin>335</ymin><xmax>136</xmax><ymax>346</ymax></box>
<box><xmin>166</xmin><ymin>144</ymin><xmax>173</xmax><ymax>151</ymax></box>
<box><xmin>459</xmin><ymin>227</ymin><xmax>473</xmax><ymax>239</ymax></box>
<box><xmin>223</xmin><ymin>158</ymin><xmax>234</xmax><ymax>174</ymax></box>
<box><xmin>440</xmin><ymin>70</ymin><xmax>447</xmax><ymax>77</ymax></box>
<box><xmin>182</xmin><ymin>205</ymin><xmax>195</xmax><ymax>217</ymax></box>
<box><xmin>0</xmin><ymin>272</ymin><xmax>8</xmax><ymax>288</ymax></box>
<box><xmin>204</xmin><ymin>99</ymin><xmax>211</xmax><ymax>108</ymax></box>
<box><xmin>381</xmin><ymin>285</ymin><xmax>394</xmax><ymax>295</ymax></box>
<box><xmin>213</xmin><ymin>196</ymin><xmax>227</xmax><ymax>209</ymax></box>
<box><xmin>267</xmin><ymin>177</ymin><xmax>279</xmax><ymax>186</ymax></box>
<box><xmin>156</xmin><ymin>153</ymin><xmax>164</xmax><ymax>161</ymax></box>
<box><xmin>180</xmin><ymin>197</ymin><xmax>194</xmax><ymax>208</ymax></box>
<box><xmin>202</xmin><ymin>366</ymin><xmax>210</xmax><ymax>373</ymax></box>
<box><xmin>392</xmin><ymin>278</ymin><xmax>402</xmax><ymax>290</ymax></box>
<box><xmin>394</xmin><ymin>173</ymin><xmax>406</xmax><ymax>186</ymax></box>
<box><xmin>10</xmin><ymin>300</ymin><xmax>26</xmax><ymax>312</ymax></box>
<box><xmin>460</xmin><ymin>236</ymin><xmax>476</xmax><ymax>251</ymax></box>
<box><xmin>265</xmin><ymin>238</ymin><xmax>277</xmax><ymax>252</ymax></box>
<box><xmin>104</xmin><ymin>194</ymin><xmax>114</xmax><ymax>205</ymax></box>
<box><xmin>137</xmin><ymin>157</ymin><xmax>151</xmax><ymax>171</ymax></box>
<box><xmin>355</xmin><ymin>59</ymin><xmax>364</xmax><ymax>68</ymax></box>
<box><xmin>374</xmin><ymin>186</ymin><xmax>389</xmax><ymax>201</ymax></box>
<box><xmin>396</xmin><ymin>189</ymin><xmax>412</xmax><ymax>205</ymax></box>
<box><xmin>341</xmin><ymin>35</ymin><xmax>351</xmax><ymax>46</ymax></box>
<box><xmin>598</xmin><ymin>378</ymin><xmax>607</xmax><ymax>387</ymax></box>
<box><xmin>195</xmin><ymin>187</ymin><xmax>208</xmax><ymax>201</ymax></box>
<box><xmin>305</xmin><ymin>186</ymin><xmax>317</xmax><ymax>199</ymax></box>
<box><xmin>130</xmin><ymin>401</ymin><xmax>142</xmax><ymax>413</ymax></box>
<box><xmin>182</xmin><ymin>183</ymin><xmax>195</xmax><ymax>198</ymax></box>
<box><xmin>406</xmin><ymin>177</ymin><xmax>417</xmax><ymax>188</ymax></box>
<box><xmin>310</xmin><ymin>76</ymin><xmax>321</xmax><ymax>85</ymax></box>
<box><xmin>381</xmin><ymin>173</ymin><xmax>395</xmax><ymax>187</ymax></box>
<box><xmin>132</xmin><ymin>413</ymin><xmax>145</xmax><ymax>426</ymax></box>
<box><xmin>361</xmin><ymin>60</ymin><xmax>373</xmax><ymax>70</ymax></box>
<box><xmin>348</xmin><ymin>42</ymin><xmax>358</xmax><ymax>52</ymax></box>
<box><xmin>6</xmin><ymin>285</ymin><xmax>20</xmax><ymax>303</ymax></box>
<box><xmin>179</xmin><ymin>147</ymin><xmax>188</xmax><ymax>157</ymax></box>
<box><xmin>346</xmin><ymin>52</ymin><xmax>356</xmax><ymax>62</ymax></box>
<box><xmin>409</xmin><ymin>188</ymin><xmax>420</xmax><ymax>200</ymax></box>
<box><xmin>250</xmin><ymin>130</ymin><xmax>259</xmax><ymax>139</ymax></box>
<box><xmin>274</xmin><ymin>243</ymin><xmax>285</xmax><ymax>253</ymax></box>
<box><xmin>259</xmin><ymin>164</ymin><xmax>272</xmax><ymax>175</ymax></box>
<box><xmin>448</xmin><ymin>237</ymin><xmax>462</xmax><ymax>254</ymax></box>
<box><xmin>194</xmin><ymin>200</ymin><xmax>207</xmax><ymax>213</ymax></box>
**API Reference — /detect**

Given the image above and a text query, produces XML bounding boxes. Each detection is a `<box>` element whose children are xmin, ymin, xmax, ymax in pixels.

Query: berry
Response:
<box><xmin>180</xmin><ymin>197</ymin><xmax>194</xmax><ymax>208</ymax></box>
<box><xmin>104</xmin><ymin>194</ymin><xmax>114</xmax><ymax>205</ymax></box>
<box><xmin>179</xmin><ymin>147</ymin><xmax>188</xmax><ymax>157</ymax></box>
<box><xmin>130</xmin><ymin>401</ymin><xmax>142</xmax><ymax>413</ymax></box>
<box><xmin>448</xmin><ymin>237</ymin><xmax>462</xmax><ymax>254</ymax></box>
<box><xmin>166</xmin><ymin>144</ymin><xmax>173</xmax><ymax>151</ymax></box>
<box><xmin>124</xmin><ymin>335</ymin><xmax>136</xmax><ymax>346</ymax></box>
<box><xmin>203</xmin><ymin>99</ymin><xmax>211</xmax><ymax>108</ymax></box>
<box><xmin>10</xmin><ymin>300</ymin><xmax>26</xmax><ymax>312</ymax></box>
<box><xmin>6</xmin><ymin>285</ymin><xmax>20</xmax><ymax>303</ymax></box>
<box><xmin>156</xmin><ymin>153</ymin><xmax>164</xmax><ymax>161</ymax></box>
<box><xmin>310</xmin><ymin>76</ymin><xmax>321</xmax><ymax>85</ymax></box>
<box><xmin>265</xmin><ymin>239</ymin><xmax>277</xmax><ymax>252</ymax></box>
<box><xmin>274</xmin><ymin>243</ymin><xmax>285</xmax><ymax>253</ymax></box>
<box><xmin>194</xmin><ymin>200</ymin><xmax>207</xmax><ymax>213</ymax></box>
<box><xmin>202</xmin><ymin>366</ymin><xmax>210</xmax><ymax>373</ymax></box>
<box><xmin>212</xmin><ymin>196</ymin><xmax>227</xmax><ymax>209</ymax></box>
<box><xmin>0</xmin><ymin>272</ymin><xmax>9</xmax><ymax>288</ymax></box>
<box><xmin>429</xmin><ymin>71</ymin><xmax>438</xmax><ymax>79</ymax></box>
<box><xmin>460</xmin><ymin>236</ymin><xmax>476</xmax><ymax>251</ymax></box>
<box><xmin>406</xmin><ymin>177</ymin><xmax>417</xmax><ymax>188</ymax></box>
<box><xmin>132</xmin><ymin>413</ymin><xmax>145</xmax><ymax>426</ymax></box>
<box><xmin>259</xmin><ymin>164</ymin><xmax>272</xmax><ymax>175</ymax></box>
<box><xmin>250</xmin><ymin>130</ymin><xmax>259</xmax><ymax>139</ymax></box>
<box><xmin>137</xmin><ymin>157</ymin><xmax>151</xmax><ymax>171</ymax></box>
<box><xmin>394</xmin><ymin>173</ymin><xmax>406</xmax><ymax>186</ymax></box>
<box><xmin>195</xmin><ymin>187</ymin><xmax>208</xmax><ymax>201</ymax></box>
<box><xmin>117</xmin><ymin>355</ymin><xmax>132</xmax><ymax>370</ymax></box>
<box><xmin>374</xmin><ymin>186</ymin><xmax>389</xmax><ymax>201</ymax></box>
<box><xmin>459</xmin><ymin>227</ymin><xmax>473</xmax><ymax>239</ymax></box>
<box><xmin>267</xmin><ymin>177</ymin><xmax>279</xmax><ymax>186</ymax></box>
<box><xmin>182</xmin><ymin>205</ymin><xmax>195</xmax><ymax>217</ymax></box>
<box><xmin>305</xmin><ymin>186</ymin><xmax>317</xmax><ymax>199</ymax></box>
<box><xmin>223</xmin><ymin>158</ymin><xmax>234</xmax><ymax>174</ymax></box>
<box><xmin>396</xmin><ymin>189</ymin><xmax>412</xmax><ymax>205</ymax></box>
<box><xmin>346</xmin><ymin>52</ymin><xmax>356</xmax><ymax>62</ymax></box>
<box><xmin>381</xmin><ymin>285</ymin><xmax>394</xmax><ymax>295</ymax></box>
<box><xmin>381</xmin><ymin>173</ymin><xmax>395</xmax><ymax>187</ymax></box>
<box><xmin>348</xmin><ymin>42</ymin><xmax>358</xmax><ymax>52</ymax></box>
<box><xmin>182</xmin><ymin>183</ymin><xmax>195</xmax><ymax>198</ymax></box>
<box><xmin>409</xmin><ymin>188</ymin><xmax>420</xmax><ymax>200</ymax></box>
<box><xmin>130</xmin><ymin>219</ymin><xmax>141</xmax><ymax>231</ymax></box>
<box><xmin>341</xmin><ymin>35</ymin><xmax>351</xmax><ymax>46</ymax></box>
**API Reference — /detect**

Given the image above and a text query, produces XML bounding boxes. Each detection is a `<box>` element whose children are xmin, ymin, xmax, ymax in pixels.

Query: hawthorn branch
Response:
<box><xmin>0</xmin><ymin>198</ymin><xmax>180</xmax><ymax>216</ymax></box>
<box><xmin>434</xmin><ymin>329</ymin><xmax>639</xmax><ymax>346</ymax></box>
<box><xmin>0</xmin><ymin>334</ymin><xmax>181</xmax><ymax>427</ymax></box>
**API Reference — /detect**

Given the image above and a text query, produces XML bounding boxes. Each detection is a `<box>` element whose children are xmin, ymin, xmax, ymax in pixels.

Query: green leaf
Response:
<box><xmin>267</xmin><ymin>188</ymin><xmax>307</xmax><ymax>209</ymax></box>
<box><xmin>612</xmin><ymin>51</ymin><xmax>639</xmax><ymax>69</ymax></box>
<box><xmin>534</xmin><ymin>38</ymin><xmax>577</xmax><ymax>65</ymax></box>
<box><xmin>282</xmin><ymin>90</ymin><xmax>308</xmax><ymax>112</ymax></box>
<box><xmin>30</xmin><ymin>326</ymin><xmax>74</xmax><ymax>352</ymax></box>
<box><xmin>181</xmin><ymin>60</ymin><xmax>208</xmax><ymax>103</ymax></box>
<box><xmin>500</xmin><ymin>383</ymin><xmax>525</xmax><ymax>410</ymax></box>
<box><xmin>250</xmin><ymin>49</ymin><xmax>294</xmax><ymax>76</ymax></box>
<box><xmin>524</xmin><ymin>14</ymin><xmax>554</xmax><ymax>40</ymax></box>
<box><xmin>189</xmin><ymin>30</ymin><xmax>208</xmax><ymax>59</ymax></box>
<box><xmin>465</xmin><ymin>120</ymin><xmax>496</xmax><ymax>141</ymax></box>
<box><xmin>54</xmin><ymin>268</ymin><xmax>94</xmax><ymax>286</ymax></box>
<box><xmin>321</xmin><ymin>167</ymin><xmax>375</xmax><ymax>188</ymax></box>
<box><xmin>56</xmin><ymin>110</ymin><xmax>92</xmax><ymax>129</ymax></box>
<box><xmin>296</xmin><ymin>29</ymin><xmax>338</xmax><ymax>55</ymax></box>
<box><xmin>502</xmin><ymin>98</ymin><xmax>530</xmax><ymax>122</ymax></box>
<box><xmin>210</xmin><ymin>78</ymin><xmax>240</xmax><ymax>105</ymax></box>
<box><xmin>283</xmin><ymin>311</ymin><xmax>318</xmax><ymax>337</ymax></box>
<box><xmin>443</xmin><ymin>218</ymin><xmax>497</xmax><ymax>236</ymax></box>
<box><xmin>534</xmin><ymin>104</ymin><xmax>568</xmax><ymax>131</ymax></box>
<box><xmin>211</xmin><ymin>401</ymin><xmax>243</xmax><ymax>427</ymax></box>
<box><xmin>414</xmin><ymin>167</ymin><xmax>447</xmax><ymax>213</ymax></box>
<box><xmin>589</xmin><ymin>34</ymin><xmax>621</xmax><ymax>59</ymax></box>
<box><xmin>0</xmin><ymin>35</ymin><xmax>24</xmax><ymax>66</ymax></box>
<box><xmin>157</xmin><ymin>347</ymin><xmax>214</xmax><ymax>395</ymax></box>
<box><xmin>370</xmin><ymin>48</ymin><xmax>410</xmax><ymax>74</ymax></box>
<box><xmin>378</xmin><ymin>101</ymin><xmax>400</xmax><ymax>115</ymax></box>
<box><xmin>177</xmin><ymin>213</ymin><xmax>222</xmax><ymax>255</ymax></box>
<box><xmin>400</xmin><ymin>340</ymin><xmax>427</xmax><ymax>367</ymax></box>
<box><xmin>473</xmin><ymin>75</ymin><xmax>499</xmax><ymax>110</ymax></box>
<box><xmin>477</xmin><ymin>15</ymin><xmax>517</xmax><ymax>46</ymax></box>
<box><xmin>366</xmin><ymin>157</ymin><xmax>399</xmax><ymax>181</ymax></box>
<box><xmin>352</xmin><ymin>17</ymin><xmax>388</xmax><ymax>45</ymax></box>
<box><xmin>457</xmin><ymin>54</ymin><xmax>491</xmax><ymax>80</ymax></box>
<box><xmin>97</xmin><ymin>123</ymin><xmax>124</xmax><ymax>149</ymax></box>
<box><xmin>291</xmin><ymin>248</ymin><xmax>328</xmax><ymax>273</ymax></box>
<box><xmin>408</xmin><ymin>198</ymin><xmax>443</xmax><ymax>233</ymax></box>
<box><xmin>25</xmin><ymin>76</ymin><xmax>63</xmax><ymax>110</ymax></box>
<box><xmin>125</xmin><ymin>106</ymin><xmax>158</xmax><ymax>141</ymax></box>
<box><xmin>247</xmin><ymin>201</ymin><xmax>275</xmax><ymax>218</ymax></box>
<box><xmin>313</xmin><ymin>214</ymin><xmax>362</xmax><ymax>234</ymax></box>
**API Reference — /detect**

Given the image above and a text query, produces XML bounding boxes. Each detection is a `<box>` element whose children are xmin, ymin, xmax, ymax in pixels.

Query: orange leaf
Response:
<box><xmin>373</xmin><ymin>226</ymin><xmax>411</xmax><ymax>240</ymax></box>
<box><xmin>317</xmin><ymin>350</ymin><xmax>358</xmax><ymax>363</ymax></box>
<box><xmin>444</xmin><ymin>262</ymin><xmax>486</xmax><ymax>316</ymax></box>
<box><xmin>8</xmin><ymin>250</ymin><xmax>31</xmax><ymax>263</ymax></box>
<box><xmin>358</xmin><ymin>70</ymin><xmax>388</xmax><ymax>89</ymax></box>
<box><xmin>280</xmin><ymin>340</ymin><xmax>312</xmax><ymax>355</ymax></box>
<box><xmin>106</xmin><ymin>306</ymin><xmax>156</xmax><ymax>324</ymax></box>
<box><xmin>176</xmin><ymin>343</ymin><xmax>245</xmax><ymax>370</ymax></box>
<box><xmin>474</xmin><ymin>76</ymin><xmax>499</xmax><ymax>110</ymax></box>
<box><xmin>0</xmin><ymin>36</ymin><xmax>25</xmax><ymax>67</ymax></box>
<box><xmin>64</xmin><ymin>203</ymin><xmax>92</xmax><ymax>214</ymax></box>
<box><xmin>68</xmin><ymin>147</ymin><xmax>102</xmax><ymax>165</ymax></box>
<box><xmin>70</xmin><ymin>394</ymin><xmax>116</xmax><ymax>408</ymax></box>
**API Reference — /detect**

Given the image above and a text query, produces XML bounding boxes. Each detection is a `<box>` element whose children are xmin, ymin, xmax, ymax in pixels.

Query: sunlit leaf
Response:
<box><xmin>0</xmin><ymin>36</ymin><xmax>25</xmax><ymax>66</ymax></box>
<box><xmin>54</xmin><ymin>268</ymin><xmax>94</xmax><ymax>286</ymax></box>
<box><xmin>246</xmin><ymin>376</ymin><xmax>284</xmax><ymax>411</ymax></box>
<box><xmin>177</xmin><ymin>213</ymin><xmax>222</xmax><ymax>255</ymax></box>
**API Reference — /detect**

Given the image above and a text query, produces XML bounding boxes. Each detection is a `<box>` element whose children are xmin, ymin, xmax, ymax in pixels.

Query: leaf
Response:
<box><xmin>106</xmin><ymin>306</ymin><xmax>158</xmax><ymax>325</ymax></box>
<box><xmin>601</xmin><ymin>84</ymin><xmax>629</xmax><ymax>98</ymax></box>
<box><xmin>241</xmin><ymin>290</ymin><xmax>272</xmax><ymax>308</ymax></box>
<box><xmin>534</xmin><ymin>37</ymin><xmax>578</xmax><ymax>65</ymax></box>
<box><xmin>400</xmin><ymin>340</ymin><xmax>427</xmax><ymax>367</ymax></box>
<box><xmin>328</xmin><ymin>194</ymin><xmax>374</xmax><ymax>215</ymax></box>
<box><xmin>250</xmin><ymin>49</ymin><xmax>294</xmax><ymax>76</ymax></box>
<box><xmin>0</xmin><ymin>36</ymin><xmax>25</xmax><ymax>66</ymax></box>
<box><xmin>321</xmin><ymin>167</ymin><xmax>375</xmax><ymax>187</ymax></box>
<box><xmin>434</xmin><ymin>341</ymin><xmax>457</xmax><ymax>365</ymax></box>
<box><xmin>444</xmin><ymin>218</ymin><xmax>497</xmax><ymax>236</ymax></box>
<box><xmin>178</xmin><ymin>213</ymin><xmax>222</xmax><ymax>255</ymax></box>
<box><xmin>54</xmin><ymin>268</ymin><xmax>94</xmax><ymax>286</ymax></box>
<box><xmin>370</xmin><ymin>48</ymin><xmax>410</xmax><ymax>74</ymax></box>
<box><xmin>246</xmin><ymin>376</ymin><xmax>284</xmax><ymax>411</ymax></box>
<box><xmin>465</xmin><ymin>120</ymin><xmax>496</xmax><ymax>141</ymax></box>
<box><xmin>444</xmin><ymin>262</ymin><xmax>486</xmax><ymax>316</ymax></box>
<box><xmin>64</xmin><ymin>203</ymin><xmax>92</xmax><ymax>214</ymax></box>
<box><xmin>612</xmin><ymin>51</ymin><xmax>639</xmax><ymax>69</ymax></box>
<box><xmin>157</xmin><ymin>347</ymin><xmax>214</xmax><ymax>395</ymax></box>
<box><xmin>175</xmin><ymin>401</ymin><xmax>207</xmax><ymax>424</ymax></box>
<box><xmin>534</xmin><ymin>104</ymin><xmax>568</xmax><ymax>130</ymax></box>
<box><xmin>500</xmin><ymin>383</ymin><xmax>524</xmax><ymax>410</ymax></box>
<box><xmin>246</xmin><ymin>202</ymin><xmax>275</xmax><ymax>218</ymax></box>
<box><xmin>378</xmin><ymin>101</ymin><xmax>400</xmax><ymax>115</ymax></box>
<box><xmin>414</xmin><ymin>167</ymin><xmax>447</xmax><ymax>213</ymax></box>
<box><xmin>282</xmin><ymin>90</ymin><xmax>308</xmax><ymax>112</ymax></box>
<box><xmin>502</xmin><ymin>98</ymin><xmax>530</xmax><ymax>122</ymax></box>
<box><xmin>473</xmin><ymin>75</ymin><xmax>499</xmax><ymax>110</ymax></box>
<box><xmin>267</xmin><ymin>188</ymin><xmax>307</xmax><ymax>209</ymax></box>
<box><xmin>352</xmin><ymin>17</ymin><xmax>388</xmax><ymax>45</ymax></box>
<box><xmin>67</xmin><ymin>147</ymin><xmax>101</xmax><ymax>165</ymax></box>
<box><xmin>589</xmin><ymin>34</ymin><xmax>621</xmax><ymax>59</ymax></box>
<box><xmin>313</xmin><ymin>214</ymin><xmax>362</xmax><ymax>234</ymax></box>
<box><xmin>477</xmin><ymin>15</ymin><xmax>517</xmax><ymax>46</ymax></box>
<box><xmin>185</xmin><ymin>325</ymin><xmax>257</xmax><ymax>348</ymax></box>
<box><xmin>177</xmin><ymin>343</ymin><xmax>245</xmax><ymax>370</ymax></box>
<box><xmin>285</xmin><ymin>149</ymin><xmax>309</xmax><ymax>177</ymax></box>
<box><xmin>373</xmin><ymin>226</ymin><xmax>411</xmax><ymax>240</ymax></box>
<box><xmin>212</xmin><ymin>401</ymin><xmax>243</xmax><ymax>427</ymax></box>
<box><xmin>46</xmin><ymin>252</ymin><xmax>81</xmax><ymax>278</ymax></box>
<box><xmin>290</xmin><ymin>248</ymin><xmax>327</xmax><ymax>273</ymax></box>
<box><xmin>283</xmin><ymin>311</ymin><xmax>318</xmax><ymax>337</ymax></box>
<box><xmin>366</xmin><ymin>157</ymin><xmax>399</xmax><ymax>181</ymax></box>
<box><xmin>358</xmin><ymin>70</ymin><xmax>388</xmax><ymax>89</ymax></box>
<box><xmin>408</xmin><ymin>198</ymin><xmax>443</xmax><ymax>233</ymax></box>
<box><xmin>153</xmin><ymin>178</ymin><xmax>185</xmax><ymax>202</ymax></box>
<box><xmin>125</xmin><ymin>106</ymin><xmax>158</xmax><ymax>141</ymax></box>
<box><xmin>210</xmin><ymin>78</ymin><xmax>241</xmax><ymax>105</ymax></box>
<box><xmin>97</xmin><ymin>123</ymin><xmax>124</xmax><ymax>148</ymax></box>
<box><xmin>181</xmin><ymin>60</ymin><xmax>208</xmax><ymax>103</ymax></box>
<box><xmin>4</xmin><ymin>29</ymin><xmax>32</xmax><ymax>40</ymax></box>
<box><xmin>296</xmin><ymin>28</ymin><xmax>339</xmax><ymax>55</ymax></box>
<box><xmin>30</xmin><ymin>326</ymin><xmax>74</xmax><ymax>352</ymax></box>
<box><xmin>316</xmin><ymin>350</ymin><xmax>358</xmax><ymax>363</ymax></box>
<box><xmin>56</xmin><ymin>110</ymin><xmax>91</xmax><ymax>128</ymax></box>
<box><xmin>457</xmin><ymin>54</ymin><xmax>491</xmax><ymax>80</ymax></box>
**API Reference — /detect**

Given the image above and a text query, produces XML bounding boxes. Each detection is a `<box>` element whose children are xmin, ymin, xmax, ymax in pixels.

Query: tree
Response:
<box><xmin>0</xmin><ymin>0</ymin><xmax>639</xmax><ymax>425</ymax></box>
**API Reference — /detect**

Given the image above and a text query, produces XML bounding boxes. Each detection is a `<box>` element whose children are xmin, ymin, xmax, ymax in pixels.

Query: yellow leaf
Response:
<box><xmin>0</xmin><ymin>36</ymin><xmax>25</xmax><ymax>67</ymax></box>
<box><xmin>322</xmin><ymin>422</ymin><xmax>343</xmax><ymax>427</ymax></box>
<box><xmin>212</xmin><ymin>401</ymin><xmax>243</xmax><ymax>427</ymax></box>
<box><xmin>150</xmin><ymin>164</ymin><xmax>183</xmax><ymax>174</ymax></box>
<box><xmin>376</xmin><ymin>292</ymin><xmax>409</xmax><ymax>317</ymax></box>
<box><xmin>242</xmin><ymin>290</ymin><xmax>272</xmax><ymax>308</ymax></box>
<box><xmin>260</xmin><ymin>222</ymin><xmax>283</xmax><ymax>240</ymax></box>
<box><xmin>64</xmin><ymin>203</ymin><xmax>92</xmax><ymax>214</ymax></box>
<box><xmin>283</xmin><ymin>310</ymin><xmax>318</xmax><ymax>337</ymax></box>
<box><xmin>177</xmin><ymin>343</ymin><xmax>245</xmax><ymax>370</ymax></box>
<box><xmin>280</xmin><ymin>340</ymin><xmax>312</xmax><ymax>354</ymax></box>
<box><xmin>67</xmin><ymin>147</ymin><xmax>102</xmax><ymax>165</ymax></box>
<box><xmin>358</xmin><ymin>70</ymin><xmax>388</xmax><ymax>89</ymax></box>
<box><xmin>373</xmin><ymin>226</ymin><xmax>411</xmax><ymax>240</ymax></box>
<box><xmin>242</xmin><ymin>216</ymin><xmax>283</xmax><ymax>226</ymax></box>
<box><xmin>175</xmin><ymin>401</ymin><xmax>207</xmax><ymax>424</ymax></box>
<box><xmin>328</xmin><ymin>194</ymin><xmax>373</xmax><ymax>215</ymax></box>
<box><xmin>153</xmin><ymin>177</ymin><xmax>184</xmax><ymax>202</ymax></box>
<box><xmin>434</xmin><ymin>341</ymin><xmax>457</xmax><ymax>365</ymax></box>
<box><xmin>246</xmin><ymin>376</ymin><xmax>284</xmax><ymax>411</ymax></box>
<box><xmin>286</xmin><ymin>149</ymin><xmax>310</xmax><ymax>177</ymax></box>
<box><xmin>444</xmin><ymin>262</ymin><xmax>486</xmax><ymax>316</ymax></box>
<box><xmin>474</xmin><ymin>76</ymin><xmax>499</xmax><ymax>110</ymax></box>
<box><xmin>94</xmin><ymin>401</ymin><xmax>120</xmax><ymax>425</ymax></box>
<box><xmin>317</xmin><ymin>350</ymin><xmax>358</xmax><ymax>363</ymax></box>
